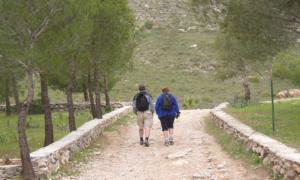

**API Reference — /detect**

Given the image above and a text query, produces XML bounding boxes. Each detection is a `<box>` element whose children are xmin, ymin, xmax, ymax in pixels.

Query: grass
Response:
<box><xmin>50</xmin><ymin>114</ymin><xmax>134</xmax><ymax>179</ymax></box>
<box><xmin>226</xmin><ymin>100</ymin><xmax>300</xmax><ymax>150</ymax></box>
<box><xmin>0</xmin><ymin>111</ymin><xmax>93</xmax><ymax>159</ymax></box>
<box><xmin>204</xmin><ymin>117</ymin><xmax>262</xmax><ymax>166</ymax></box>
<box><xmin>204</xmin><ymin>117</ymin><xmax>284</xmax><ymax>179</ymax></box>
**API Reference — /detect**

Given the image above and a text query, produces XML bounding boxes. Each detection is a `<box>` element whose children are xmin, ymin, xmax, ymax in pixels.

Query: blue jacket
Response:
<box><xmin>155</xmin><ymin>93</ymin><xmax>180</xmax><ymax>119</ymax></box>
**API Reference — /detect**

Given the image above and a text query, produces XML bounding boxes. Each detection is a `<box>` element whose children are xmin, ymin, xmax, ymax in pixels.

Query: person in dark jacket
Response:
<box><xmin>155</xmin><ymin>87</ymin><xmax>180</xmax><ymax>146</ymax></box>
<box><xmin>133</xmin><ymin>84</ymin><xmax>154</xmax><ymax>147</ymax></box>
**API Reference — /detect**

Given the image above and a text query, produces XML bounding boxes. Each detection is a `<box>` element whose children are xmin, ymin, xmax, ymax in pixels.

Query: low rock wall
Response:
<box><xmin>210</xmin><ymin>103</ymin><xmax>300</xmax><ymax>180</ymax></box>
<box><xmin>0</xmin><ymin>106</ymin><xmax>132</xmax><ymax>179</ymax></box>
<box><xmin>0</xmin><ymin>102</ymin><xmax>125</xmax><ymax>113</ymax></box>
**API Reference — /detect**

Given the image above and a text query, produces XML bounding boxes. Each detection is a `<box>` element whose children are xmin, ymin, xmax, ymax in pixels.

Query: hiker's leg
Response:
<box><xmin>169</xmin><ymin>128</ymin><xmax>174</xmax><ymax>137</ymax></box>
<box><xmin>139</xmin><ymin>128</ymin><xmax>144</xmax><ymax>138</ymax></box>
<box><xmin>137</xmin><ymin>112</ymin><xmax>144</xmax><ymax>141</ymax></box>
<box><xmin>144</xmin><ymin>111</ymin><xmax>153</xmax><ymax>139</ymax></box>
<box><xmin>163</xmin><ymin>130</ymin><xmax>169</xmax><ymax>138</ymax></box>
<box><xmin>144</xmin><ymin>111</ymin><xmax>153</xmax><ymax>147</ymax></box>
<box><xmin>167</xmin><ymin>116</ymin><xmax>175</xmax><ymax>135</ymax></box>
<box><xmin>167</xmin><ymin>117</ymin><xmax>175</xmax><ymax>144</ymax></box>
<box><xmin>144</xmin><ymin>127</ymin><xmax>151</xmax><ymax>138</ymax></box>
<box><xmin>159</xmin><ymin>117</ymin><xmax>168</xmax><ymax>136</ymax></box>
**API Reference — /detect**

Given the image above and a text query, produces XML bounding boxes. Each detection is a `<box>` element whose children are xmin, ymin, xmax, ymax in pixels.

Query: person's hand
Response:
<box><xmin>176</xmin><ymin>112</ymin><xmax>181</xmax><ymax>119</ymax></box>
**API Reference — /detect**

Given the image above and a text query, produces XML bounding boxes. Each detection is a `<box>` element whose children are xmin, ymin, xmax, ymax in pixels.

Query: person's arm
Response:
<box><xmin>173</xmin><ymin>96</ymin><xmax>180</xmax><ymax>118</ymax></box>
<box><xmin>148</xmin><ymin>95</ymin><xmax>155</xmax><ymax>113</ymax></box>
<box><xmin>132</xmin><ymin>94</ymin><xmax>137</xmax><ymax>114</ymax></box>
<box><xmin>155</xmin><ymin>95</ymin><xmax>161</xmax><ymax>113</ymax></box>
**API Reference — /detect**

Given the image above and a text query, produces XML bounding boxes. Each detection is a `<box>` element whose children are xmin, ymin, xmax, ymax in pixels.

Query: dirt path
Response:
<box><xmin>75</xmin><ymin>110</ymin><xmax>268</xmax><ymax>180</ymax></box>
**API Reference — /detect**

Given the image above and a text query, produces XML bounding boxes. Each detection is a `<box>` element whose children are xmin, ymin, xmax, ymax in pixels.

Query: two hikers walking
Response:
<box><xmin>133</xmin><ymin>85</ymin><xmax>180</xmax><ymax>147</ymax></box>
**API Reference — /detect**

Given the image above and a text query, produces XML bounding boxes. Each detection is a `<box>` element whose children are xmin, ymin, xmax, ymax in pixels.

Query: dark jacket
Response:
<box><xmin>132</xmin><ymin>91</ymin><xmax>154</xmax><ymax>114</ymax></box>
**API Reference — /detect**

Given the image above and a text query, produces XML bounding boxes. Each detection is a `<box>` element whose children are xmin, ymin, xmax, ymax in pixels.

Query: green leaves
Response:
<box><xmin>273</xmin><ymin>49</ymin><xmax>300</xmax><ymax>86</ymax></box>
<box><xmin>215</xmin><ymin>0</ymin><xmax>298</xmax><ymax>77</ymax></box>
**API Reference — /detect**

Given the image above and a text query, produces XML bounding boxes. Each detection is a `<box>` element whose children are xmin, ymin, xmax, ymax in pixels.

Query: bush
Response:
<box><xmin>144</xmin><ymin>20</ymin><xmax>153</xmax><ymax>30</ymax></box>
<box><xmin>248</xmin><ymin>75</ymin><xmax>260</xmax><ymax>83</ymax></box>
<box><xmin>182</xmin><ymin>96</ymin><xmax>199</xmax><ymax>109</ymax></box>
<box><xmin>28</xmin><ymin>99</ymin><xmax>43</xmax><ymax>114</ymax></box>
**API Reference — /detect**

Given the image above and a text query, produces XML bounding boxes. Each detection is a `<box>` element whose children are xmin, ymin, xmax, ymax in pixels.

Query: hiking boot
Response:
<box><xmin>144</xmin><ymin>140</ymin><xmax>149</xmax><ymax>147</ymax></box>
<box><xmin>169</xmin><ymin>137</ymin><xmax>174</xmax><ymax>145</ymax></box>
<box><xmin>140</xmin><ymin>140</ymin><xmax>144</xmax><ymax>145</ymax></box>
<box><xmin>164</xmin><ymin>140</ymin><xmax>169</xmax><ymax>146</ymax></box>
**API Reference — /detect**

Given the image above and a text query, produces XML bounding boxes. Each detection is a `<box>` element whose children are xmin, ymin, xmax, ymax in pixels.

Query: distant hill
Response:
<box><xmin>109</xmin><ymin>0</ymin><xmax>294</xmax><ymax>108</ymax></box>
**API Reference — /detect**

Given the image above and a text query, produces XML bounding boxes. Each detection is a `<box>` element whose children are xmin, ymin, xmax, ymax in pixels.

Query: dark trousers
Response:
<box><xmin>159</xmin><ymin>116</ymin><xmax>175</xmax><ymax>131</ymax></box>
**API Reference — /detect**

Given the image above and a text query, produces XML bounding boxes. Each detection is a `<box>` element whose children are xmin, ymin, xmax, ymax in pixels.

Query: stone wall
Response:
<box><xmin>210</xmin><ymin>103</ymin><xmax>300</xmax><ymax>180</ymax></box>
<box><xmin>0</xmin><ymin>106</ymin><xmax>132</xmax><ymax>179</ymax></box>
<box><xmin>0</xmin><ymin>102</ymin><xmax>125</xmax><ymax>113</ymax></box>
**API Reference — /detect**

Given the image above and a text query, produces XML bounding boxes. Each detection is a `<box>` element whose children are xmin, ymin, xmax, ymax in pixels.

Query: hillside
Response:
<box><xmin>110</xmin><ymin>0</ymin><xmax>294</xmax><ymax>108</ymax></box>
<box><xmin>5</xmin><ymin>0</ymin><xmax>295</xmax><ymax>108</ymax></box>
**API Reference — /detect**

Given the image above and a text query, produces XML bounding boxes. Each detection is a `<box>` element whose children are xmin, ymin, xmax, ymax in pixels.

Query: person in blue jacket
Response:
<box><xmin>155</xmin><ymin>87</ymin><xmax>180</xmax><ymax>146</ymax></box>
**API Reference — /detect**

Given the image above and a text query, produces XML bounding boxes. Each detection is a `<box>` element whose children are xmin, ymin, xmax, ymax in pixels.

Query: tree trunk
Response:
<box><xmin>18</xmin><ymin>69</ymin><xmax>36</xmax><ymax>180</ymax></box>
<box><xmin>243</xmin><ymin>77</ymin><xmax>251</xmax><ymax>104</ymax></box>
<box><xmin>82</xmin><ymin>82</ymin><xmax>89</xmax><ymax>102</ymax></box>
<box><xmin>103</xmin><ymin>75</ymin><xmax>111</xmax><ymax>110</ymax></box>
<box><xmin>12</xmin><ymin>74</ymin><xmax>20</xmax><ymax>113</ymax></box>
<box><xmin>5</xmin><ymin>78</ymin><xmax>11</xmax><ymax>116</ymax></box>
<box><xmin>66</xmin><ymin>86</ymin><xmax>76</xmax><ymax>131</ymax></box>
<box><xmin>94</xmin><ymin>66</ymin><xmax>102</xmax><ymax>119</ymax></box>
<box><xmin>40</xmin><ymin>73</ymin><xmax>54</xmax><ymax>146</ymax></box>
<box><xmin>88</xmin><ymin>71</ymin><xmax>96</xmax><ymax>118</ymax></box>
<box><xmin>67</xmin><ymin>62</ymin><xmax>77</xmax><ymax>132</ymax></box>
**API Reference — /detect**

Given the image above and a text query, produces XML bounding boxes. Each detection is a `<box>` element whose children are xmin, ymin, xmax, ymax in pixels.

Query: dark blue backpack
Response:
<box><xmin>161</xmin><ymin>93</ymin><xmax>172</xmax><ymax>111</ymax></box>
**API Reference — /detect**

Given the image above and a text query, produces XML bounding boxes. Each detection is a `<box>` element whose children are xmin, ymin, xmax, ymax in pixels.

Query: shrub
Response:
<box><xmin>144</xmin><ymin>20</ymin><xmax>153</xmax><ymax>30</ymax></box>
<box><xmin>182</xmin><ymin>96</ymin><xmax>199</xmax><ymax>109</ymax></box>
<box><xmin>28</xmin><ymin>99</ymin><xmax>43</xmax><ymax>114</ymax></box>
<box><xmin>248</xmin><ymin>75</ymin><xmax>260</xmax><ymax>83</ymax></box>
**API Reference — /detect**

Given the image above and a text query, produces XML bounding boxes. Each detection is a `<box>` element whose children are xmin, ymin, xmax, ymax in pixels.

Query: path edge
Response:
<box><xmin>0</xmin><ymin>106</ymin><xmax>132</xmax><ymax>179</ymax></box>
<box><xmin>210</xmin><ymin>103</ymin><xmax>300</xmax><ymax>179</ymax></box>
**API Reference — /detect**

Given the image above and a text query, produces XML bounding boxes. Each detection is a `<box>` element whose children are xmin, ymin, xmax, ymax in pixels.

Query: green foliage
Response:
<box><xmin>182</xmin><ymin>96</ymin><xmax>199</xmax><ymax>109</ymax></box>
<box><xmin>28</xmin><ymin>99</ymin><xmax>43</xmax><ymax>115</ymax></box>
<box><xmin>248</xmin><ymin>75</ymin><xmax>260</xmax><ymax>84</ymax></box>
<box><xmin>144</xmin><ymin>20</ymin><xmax>153</xmax><ymax>30</ymax></box>
<box><xmin>273</xmin><ymin>49</ymin><xmax>300</xmax><ymax>86</ymax></box>
<box><xmin>90</xmin><ymin>0</ymin><xmax>135</xmax><ymax>81</ymax></box>
<box><xmin>215</xmin><ymin>0</ymin><xmax>298</xmax><ymax>79</ymax></box>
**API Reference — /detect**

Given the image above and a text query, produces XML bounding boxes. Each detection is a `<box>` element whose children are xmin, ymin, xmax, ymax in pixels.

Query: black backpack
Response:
<box><xmin>161</xmin><ymin>93</ymin><xmax>172</xmax><ymax>111</ymax></box>
<box><xmin>136</xmin><ymin>93</ymin><xmax>149</xmax><ymax>112</ymax></box>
